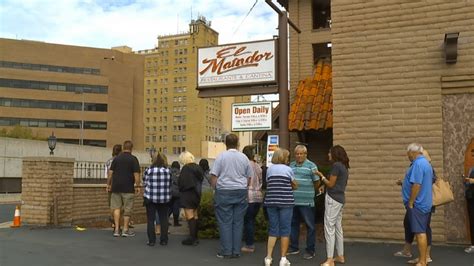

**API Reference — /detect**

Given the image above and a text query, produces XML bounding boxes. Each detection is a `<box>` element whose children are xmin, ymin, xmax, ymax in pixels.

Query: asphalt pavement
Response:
<box><xmin>1</xmin><ymin>224</ymin><xmax>473</xmax><ymax>266</ymax></box>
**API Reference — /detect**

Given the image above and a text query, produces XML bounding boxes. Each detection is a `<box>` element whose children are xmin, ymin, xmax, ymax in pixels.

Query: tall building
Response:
<box><xmin>0</xmin><ymin>38</ymin><xmax>144</xmax><ymax>149</ymax></box>
<box><xmin>138</xmin><ymin>17</ymin><xmax>226</xmax><ymax>157</ymax></box>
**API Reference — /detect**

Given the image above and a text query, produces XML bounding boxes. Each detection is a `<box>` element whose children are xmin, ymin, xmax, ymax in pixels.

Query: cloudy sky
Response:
<box><xmin>0</xmin><ymin>0</ymin><xmax>280</xmax><ymax>51</ymax></box>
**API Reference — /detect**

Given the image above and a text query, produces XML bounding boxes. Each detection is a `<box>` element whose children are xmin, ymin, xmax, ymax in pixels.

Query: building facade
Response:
<box><xmin>0</xmin><ymin>38</ymin><xmax>144</xmax><ymax>149</ymax></box>
<box><xmin>282</xmin><ymin>0</ymin><xmax>474</xmax><ymax>243</ymax></box>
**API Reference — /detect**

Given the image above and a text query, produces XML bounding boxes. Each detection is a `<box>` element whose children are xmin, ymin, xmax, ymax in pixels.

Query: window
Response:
<box><xmin>313</xmin><ymin>42</ymin><xmax>332</xmax><ymax>61</ymax></box>
<box><xmin>312</xmin><ymin>0</ymin><xmax>331</xmax><ymax>29</ymax></box>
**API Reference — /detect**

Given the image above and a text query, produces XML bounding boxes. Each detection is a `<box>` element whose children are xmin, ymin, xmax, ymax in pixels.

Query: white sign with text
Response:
<box><xmin>197</xmin><ymin>40</ymin><xmax>277</xmax><ymax>88</ymax></box>
<box><xmin>232</xmin><ymin>102</ymin><xmax>272</xmax><ymax>131</ymax></box>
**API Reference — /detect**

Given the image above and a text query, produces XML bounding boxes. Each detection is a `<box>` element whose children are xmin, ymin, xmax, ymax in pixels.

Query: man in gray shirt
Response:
<box><xmin>211</xmin><ymin>134</ymin><xmax>252</xmax><ymax>259</ymax></box>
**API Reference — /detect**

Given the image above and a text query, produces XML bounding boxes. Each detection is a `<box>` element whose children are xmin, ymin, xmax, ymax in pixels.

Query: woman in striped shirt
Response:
<box><xmin>263</xmin><ymin>148</ymin><xmax>298</xmax><ymax>266</ymax></box>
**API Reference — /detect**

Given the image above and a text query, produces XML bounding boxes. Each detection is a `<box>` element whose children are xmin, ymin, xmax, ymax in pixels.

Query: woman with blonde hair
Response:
<box><xmin>263</xmin><ymin>148</ymin><xmax>297</xmax><ymax>266</ymax></box>
<box><xmin>178</xmin><ymin>151</ymin><xmax>204</xmax><ymax>246</ymax></box>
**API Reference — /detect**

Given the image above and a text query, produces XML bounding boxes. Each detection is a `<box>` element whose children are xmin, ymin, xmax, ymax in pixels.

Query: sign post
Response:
<box><xmin>266</xmin><ymin>135</ymin><xmax>279</xmax><ymax>167</ymax></box>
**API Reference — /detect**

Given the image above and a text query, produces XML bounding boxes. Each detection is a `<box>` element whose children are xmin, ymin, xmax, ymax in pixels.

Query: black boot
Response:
<box><xmin>173</xmin><ymin>216</ymin><xmax>182</xmax><ymax>227</ymax></box>
<box><xmin>181</xmin><ymin>219</ymin><xmax>198</xmax><ymax>246</ymax></box>
<box><xmin>193</xmin><ymin>218</ymin><xmax>199</xmax><ymax>244</ymax></box>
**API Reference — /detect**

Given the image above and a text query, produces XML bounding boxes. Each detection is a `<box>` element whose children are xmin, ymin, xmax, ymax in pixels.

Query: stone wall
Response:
<box><xmin>22</xmin><ymin>157</ymin><xmax>74</xmax><ymax>226</ymax></box>
<box><xmin>442</xmin><ymin>93</ymin><xmax>474</xmax><ymax>242</ymax></box>
<box><xmin>72</xmin><ymin>184</ymin><xmax>146</xmax><ymax>226</ymax></box>
<box><xmin>21</xmin><ymin>157</ymin><xmax>146</xmax><ymax>226</ymax></box>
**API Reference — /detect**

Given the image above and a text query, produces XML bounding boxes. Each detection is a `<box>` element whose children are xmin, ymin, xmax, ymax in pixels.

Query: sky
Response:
<box><xmin>0</xmin><ymin>0</ymin><xmax>280</xmax><ymax>51</ymax></box>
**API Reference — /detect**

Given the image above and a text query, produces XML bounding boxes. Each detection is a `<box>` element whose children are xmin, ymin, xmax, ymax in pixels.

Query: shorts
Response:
<box><xmin>266</xmin><ymin>206</ymin><xmax>293</xmax><ymax>237</ymax></box>
<box><xmin>407</xmin><ymin>207</ymin><xmax>430</xmax><ymax>234</ymax></box>
<box><xmin>110</xmin><ymin>193</ymin><xmax>135</xmax><ymax>216</ymax></box>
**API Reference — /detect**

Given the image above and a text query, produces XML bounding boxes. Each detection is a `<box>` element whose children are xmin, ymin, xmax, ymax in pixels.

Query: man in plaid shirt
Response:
<box><xmin>143</xmin><ymin>152</ymin><xmax>171</xmax><ymax>246</ymax></box>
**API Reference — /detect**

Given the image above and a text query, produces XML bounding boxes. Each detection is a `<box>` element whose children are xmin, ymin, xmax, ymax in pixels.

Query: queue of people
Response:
<box><xmin>105</xmin><ymin>138</ymin><xmax>472</xmax><ymax>266</ymax></box>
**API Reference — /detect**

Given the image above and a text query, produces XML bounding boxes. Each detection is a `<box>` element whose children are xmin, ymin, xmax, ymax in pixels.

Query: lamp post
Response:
<box><xmin>48</xmin><ymin>132</ymin><xmax>57</xmax><ymax>155</ymax></box>
<box><xmin>265</xmin><ymin>0</ymin><xmax>301</xmax><ymax>150</ymax></box>
<box><xmin>149</xmin><ymin>145</ymin><xmax>156</xmax><ymax>160</ymax></box>
<box><xmin>75</xmin><ymin>89</ymin><xmax>84</xmax><ymax>146</ymax></box>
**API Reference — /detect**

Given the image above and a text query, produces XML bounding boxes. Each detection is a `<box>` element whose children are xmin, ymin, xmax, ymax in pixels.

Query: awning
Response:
<box><xmin>289</xmin><ymin>59</ymin><xmax>333</xmax><ymax>131</ymax></box>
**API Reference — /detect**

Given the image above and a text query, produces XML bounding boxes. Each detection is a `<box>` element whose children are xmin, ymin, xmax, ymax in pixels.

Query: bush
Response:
<box><xmin>198</xmin><ymin>190</ymin><xmax>269</xmax><ymax>242</ymax></box>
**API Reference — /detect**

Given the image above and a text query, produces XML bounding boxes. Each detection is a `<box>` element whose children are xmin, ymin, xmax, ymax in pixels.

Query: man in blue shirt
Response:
<box><xmin>210</xmin><ymin>134</ymin><xmax>252</xmax><ymax>259</ymax></box>
<box><xmin>402</xmin><ymin>143</ymin><xmax>433</xmax><ymax>266</ymax></box>
<box><xmin>288</xmin><ymin>145</ymin><xmax>320</xmax><ymax>260</ymax></box>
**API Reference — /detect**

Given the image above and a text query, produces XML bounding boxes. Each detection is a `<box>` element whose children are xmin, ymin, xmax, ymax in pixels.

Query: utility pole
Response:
<box><xmin>265</xmin><ymin>0</ymin><xmax>301</xmax><ymax>150</ymax></box>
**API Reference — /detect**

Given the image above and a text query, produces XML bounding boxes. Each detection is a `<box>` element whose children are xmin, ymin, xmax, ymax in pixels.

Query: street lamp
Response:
<box><xmin>149</xmin><ymin>145</ymin><xmax>156</xmax><ymax>160</ymax></box>
<box><xmin>48</xmin><ymin>132</ymin><xmax>57</xmax><ymax>155</ymax></box>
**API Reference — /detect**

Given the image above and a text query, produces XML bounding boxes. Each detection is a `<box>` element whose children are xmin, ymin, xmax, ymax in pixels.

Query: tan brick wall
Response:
<box><xmin>22</xmin><ymin>157</ymin><xmax>74</xmax><ymax>226</ymax></box>
<box><xmin>288</xmin><ymin>0</ymin><xmax>474</xmax><ymax>242</ymax></box>
<box><xmin>72</xmin><ymin>184</ymin><xmax>146</xmax><ymax>225</ymax></box>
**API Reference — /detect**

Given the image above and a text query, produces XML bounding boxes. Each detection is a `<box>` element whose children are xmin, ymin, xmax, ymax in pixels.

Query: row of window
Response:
<box><xmin>58</xmin><ymin>138</ymin><xmax>106</xmax><ymax>147</ymax></box>
<box><xmin>0</xmin><ymin>78</ymin><xmax>108</xmax><ymax>94</ymax></box>
<box><xmin>0</xmin><ymin>117</ymin><xmax>107</xmax><ymax>130</ymax></box>
<box><xmin>0</xmin><ymin>61</ymin><xmax>100</xmax><ymax>75</ymax></box>
<box><xmin>0</xmin><ymin>98</ymin><xmax>107</xmax><ymax>112</ymax></box>
<box><xmin>172</xmin><ymin>135</ymin><xmax>186</xmax><ymax>142</ymax></box>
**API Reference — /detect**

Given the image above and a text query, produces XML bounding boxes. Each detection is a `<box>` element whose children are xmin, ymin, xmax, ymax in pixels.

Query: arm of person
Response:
<box><xmin>315</xmin><ymin>170</ymin><xmax>338</xmax><ymax>188</ymax></box>
<box><xmin>408</xmin><ymin>183</ymin><xmax>421</xmax><ymax>208</ymax></box>
<box><xmin>134</xmin><ymin>172</ymin><xmax>140</xmax><ymax>194</ymax></box>
<box><xmin>107</xmin><ymin>170</ymin><xmax>113</xmax><ymax>192</ymax></box>
<box><xmin>210</xmin><ymin>174</ymin><xmax>218</xmax><ymax>189</ymax></box>
<box><xmin>291</xmin><ymin>179</ymin><xmax>298</xmax><ymax>190</ymax></box>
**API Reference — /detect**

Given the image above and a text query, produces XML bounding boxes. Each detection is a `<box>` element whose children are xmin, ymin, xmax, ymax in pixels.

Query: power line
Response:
<box><xmin>231</xmin><ymin>0</ymin><xmax>258</xmax><ymax>40</ymax></box>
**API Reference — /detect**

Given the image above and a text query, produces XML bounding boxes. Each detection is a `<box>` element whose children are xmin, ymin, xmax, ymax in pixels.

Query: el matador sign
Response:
<box><xmin>196</xmin><ymin>39</ymin><xmax>278</xmax><ymax>97</ymax></box>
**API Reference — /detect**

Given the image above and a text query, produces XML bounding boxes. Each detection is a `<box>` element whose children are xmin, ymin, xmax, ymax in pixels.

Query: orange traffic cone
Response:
<box><xmin>11</xmin><ymin>205</ymin><xmax>21</xmax><ymax>228</ymax></box>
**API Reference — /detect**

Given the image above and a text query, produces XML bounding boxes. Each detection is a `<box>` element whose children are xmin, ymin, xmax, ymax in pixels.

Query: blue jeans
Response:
<box><xmin>290</xmin><ymin>205</ymin><xmax>316</xmax><ymax>253</ymax></box>
<box><xmin>214</xmin><ymin>189</ymin><xmax>248</xmax><ymax>256</ymax></box>
<box><xmin>243</xmin><ymin>202</ymin><xmax>261</xmax><ymax>247</ymax></box>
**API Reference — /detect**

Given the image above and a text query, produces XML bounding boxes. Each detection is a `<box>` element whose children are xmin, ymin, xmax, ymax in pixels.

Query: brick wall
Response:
<box><xmin>21</xmin><ymin>157</ymin><xmax>146</xmax><ymax>227</ymax></box>
<box><xmin>288</xmin><ymin>0</ymin><xmax>474</xmax><ymax>242</ymax></box>
<box><xmin>72</xmin><ymin>184</ymin><xmax>146</xmax><ymax>225</ymax></box>
<box><xmin>22</xmin><ymin>157</ymin><xmax>74</xmax><ymax>226</ymax></box>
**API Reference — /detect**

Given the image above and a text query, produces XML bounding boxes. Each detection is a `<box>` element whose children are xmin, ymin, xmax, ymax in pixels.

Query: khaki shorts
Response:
<box><xmin>110</xmin><ymin>193</ymin><xmax>135</xmax><ymax>216</ymax></box>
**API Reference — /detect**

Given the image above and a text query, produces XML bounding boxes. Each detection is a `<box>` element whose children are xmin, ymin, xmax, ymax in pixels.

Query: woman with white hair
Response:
<box><xmin>178</xmin><ymin>151</ymin><xmax>204</xmax><ymax>246</ymax></box>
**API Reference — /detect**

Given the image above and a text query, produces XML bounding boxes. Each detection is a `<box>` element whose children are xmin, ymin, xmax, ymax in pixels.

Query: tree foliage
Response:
<box><xmin>0</xmin><ymin>125</ymin><xmax>45</xmax><ymax>140</ymax></box>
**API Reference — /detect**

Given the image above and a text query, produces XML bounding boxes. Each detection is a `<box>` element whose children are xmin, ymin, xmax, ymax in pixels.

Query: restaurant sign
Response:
<box><xmin>231</xmin><ymin>102</ymin><xmax>272</xmax><ymax>131</ymax></box>
<box><xmin>197</xmin><ymin>39</ymin><xmax>277</xmax><ymax>89</ymax></box>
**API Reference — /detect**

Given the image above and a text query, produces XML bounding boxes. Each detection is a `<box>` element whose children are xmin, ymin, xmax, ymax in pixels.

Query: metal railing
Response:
<box><xmin>74</xmin><ymin>162</ymin><xmax>149</xmax><ymax>184</ymax></box>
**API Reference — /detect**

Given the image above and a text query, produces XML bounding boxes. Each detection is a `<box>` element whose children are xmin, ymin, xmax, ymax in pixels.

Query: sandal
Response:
<box><xmin>320</xmin><ymin>260</ymin><xmax>335</xmax><ymax>266</ymax></box>
<box><xmin>334</xmin><ymin>256</ymin><xmax>345</xmax><ymax>264</ymax></box>
<box><xmin>407</xmin><ymin>257</ymin><xmax>432</xmax><ymax>264</ymax></box>
<box><xmin>393</xmin><ymin>251</ymin><xmax>412</xmax><ymax>258</ymax></box>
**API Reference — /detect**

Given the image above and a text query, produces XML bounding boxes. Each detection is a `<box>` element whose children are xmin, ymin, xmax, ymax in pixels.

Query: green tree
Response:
<box><xmin>1</xmin><ymin>125</ymin><xmax>45</xmax><ymax>140</ymax></box>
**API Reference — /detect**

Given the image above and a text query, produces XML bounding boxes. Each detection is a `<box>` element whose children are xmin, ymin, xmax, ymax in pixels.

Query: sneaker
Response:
<box><xmin>303</xmin><ymin>251</ymin><xmax>315</xmax><ymax>260</ymax></box>
<box><xmin>121</xmin><ymin>230</ymin><xmax>135</xmax><ymax>237</ymax></box>
<box><xmin>465</xmin><ymin>246</ymin><xmax>474</xmax><ymax>253</ymax></box>
<box><xmin>146</xmin><ymin>242</ymin><xmax>155</xmax><ymax>247</ymax></box>
<box><xmin>279</xmin><ymin>257</ymin><xmax>291</xmax><ymax>266</ymax></box>
<box><xmin>160</xmin><ymin>240</ymin><xmax>168</xmax><ymax>246</ymax></box>
<box><xmin>286</xmin><ymin>249</ymin><xmax>300</xmax><ymax>255</ymax></box>
<box><xmin>231</xmin><ymin>254</ymin><xmax>241</xmax><ymax>259</ymax></box>
<box><xmin>241</xmin><ymin>246</ymin><xmax>255</xmax><ymax>253</ymax></box>
<box><xmin>216</xmin><ymin>253</ymin><xmax>232</xmax><ymax>259</ymax></box>
<box><xmin>264</xmin><ymin>257</ymin><xmax>272</xmax><ymax>266</ymax></box>
<box><xmin>113</xmin><ymin>231</ymin><xmax>120</xmax><ymax>237</ymax></box>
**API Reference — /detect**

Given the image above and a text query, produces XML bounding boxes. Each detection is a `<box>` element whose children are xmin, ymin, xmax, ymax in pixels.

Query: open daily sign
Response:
<box><xmin>231</xmin><ymin>102</ymin><xmax>272</xmax><ymax>131</ymax></box>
